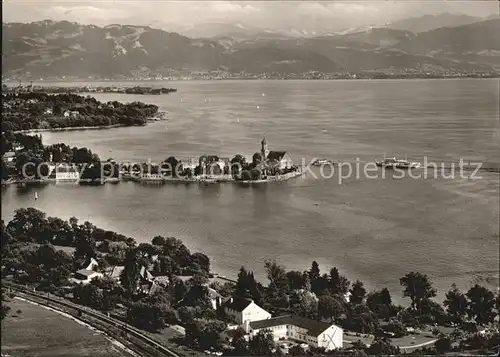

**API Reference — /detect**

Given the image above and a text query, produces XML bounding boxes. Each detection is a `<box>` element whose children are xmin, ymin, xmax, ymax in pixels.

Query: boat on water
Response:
<box><xmin>375</xmin><ymin>156</ymin><xmax>421</xmax><ymax>169</ymax></box>
<box><xmin>311</xmin><ymin>159</ymin><xmax>334</xmax><ymax>166</ymax></box>
<box><xmin>34</xmin><ymin>192</ymin><xmax>38</xmax><ymax>200</ymax></box>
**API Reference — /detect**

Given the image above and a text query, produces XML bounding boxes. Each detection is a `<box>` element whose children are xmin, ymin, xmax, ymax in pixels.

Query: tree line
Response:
<box><xmin>2</xmin><ymin>92</ymin><xmax>159</xmax><ymax>131</ymax></box>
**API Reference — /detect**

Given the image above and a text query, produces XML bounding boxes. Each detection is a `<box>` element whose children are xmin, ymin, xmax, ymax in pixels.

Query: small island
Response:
<box><xmin>1</xmin><ymin>92</ymin><xmax>160</xmax><ymax>132</ymax></box>
<box><xmin>124</xmin><ymin>137</ymin><xmax>303</xmax><ymax>184</ymax></box>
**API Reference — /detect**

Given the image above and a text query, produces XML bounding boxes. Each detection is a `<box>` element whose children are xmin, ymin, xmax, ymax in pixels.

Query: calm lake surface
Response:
<box><xmin>2</xmin><ymin>79</ymin><xmax>499</xmax><ymax>302</ymax></box>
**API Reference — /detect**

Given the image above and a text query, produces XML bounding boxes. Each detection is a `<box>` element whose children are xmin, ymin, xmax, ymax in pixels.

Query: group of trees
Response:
<box><xmin>1</xmin><ymin>131</ymin><xmax>120</xmax><ymax>181</ymax></box>
<box><xmin>1</xmin><ymin>208</ymin><xmax>215</xmax><ymax>332</ymax></box>
<box><xmin>2</xmin><ymin>92</ymin><xmax>159</xmax><ymax>131</ymax></box>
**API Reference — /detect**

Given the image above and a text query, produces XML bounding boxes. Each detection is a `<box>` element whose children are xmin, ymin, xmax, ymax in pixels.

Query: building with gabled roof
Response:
<box><xmin>70</xmin><ymin>269</ymin><xmax>103</xmax><ymax>285</ymax></box>
<box><xmin>223</xmin><ymin>297</ymin><xmax>271</xmax><ymax>325</ymax></box>
<box><xmin>245</xmin><ymin>315</ymin><xmax>343</xmax><ymax>351</ymax></box>
<box><xmin>260</xmin><ymin>138</ymin><xmax>294</xmax><ymax>171</ymax></box>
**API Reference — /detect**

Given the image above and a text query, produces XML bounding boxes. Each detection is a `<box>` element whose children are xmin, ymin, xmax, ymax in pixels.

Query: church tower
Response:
<box><xmin>261</xmin><ymin>137</ymin><xmax>269</xmax><ymax>160</ymax></box>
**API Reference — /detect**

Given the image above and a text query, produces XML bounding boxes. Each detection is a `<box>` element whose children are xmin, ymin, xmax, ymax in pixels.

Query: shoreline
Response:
<box><xmin>13</xmin><ymin>124</ymin><xmax>145</xmax><ymax>134</ymax></box>
<box><xmin>1</xmin><ymin>170</ymin><xmax>305</xmax><ymax>186</ymax></box>
<box><xmin>4</xmin><ymin>76</ymin><xmax>499</xmax><ymax>83</ymax></box>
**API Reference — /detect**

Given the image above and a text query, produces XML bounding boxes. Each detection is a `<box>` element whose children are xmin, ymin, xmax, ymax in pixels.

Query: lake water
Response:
<box><xmin>2</xmin><ymin>79</ymin><xmax>499</xmax><ymax>303</ymax></box>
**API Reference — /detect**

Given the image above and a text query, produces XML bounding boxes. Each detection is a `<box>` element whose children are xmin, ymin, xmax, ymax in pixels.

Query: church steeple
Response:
<box><xmin>261</xmin><ymin>137</ymin><xmax>269</xmax><ymax>159</ymax></box>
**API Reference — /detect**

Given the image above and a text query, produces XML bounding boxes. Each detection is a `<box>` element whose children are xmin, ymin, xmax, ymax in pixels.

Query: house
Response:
<box><xmin>3</xmin><ymin>151</ymin><xmax>15</xmax><ymax>163</ymax></box>
<box><xmin>267</xmin><ymin>151</ymin><xmax>294</xmax><ymax>170</ymax></box>
<box><xmin>223</xmin><ymin>297</ymin><xmax>271</xmax><ymax>325</ymax></box>
<box><xmin>208</xmin><ymin>287</ymin><xmax>223</xmax><ymax>310</ymax></box>
<box><xmin>83</xmin><ymin>257</ymin><xmax>99</xmax><ymax>271</ymax></box>
<box><xmin>245</xmin><ymin>315</ymin><xmax>343</xmax><ymax>351</ymax></box>
<box><xmin>105</xmin><ymin>265</ymin><xmax>125</xmax><ymax>281</ymax></box>
<box><xmin>44</xmin><ymin>107</ymin><xmax>53</xmax><ymax>115</ymax></box>
<box><xmin>70</xmin><ymin>110</ymin><xmax>79</xmax><ymax>117</ymax></box>
<box><xmin>70</xmin><ymin>269</ymin><xmax>104</xmax><ymax>284</ymax></box>
<box><xmin>63</xmin><ymin>110</ymin><xmax>71</xmax><ymax>117</ymax></box>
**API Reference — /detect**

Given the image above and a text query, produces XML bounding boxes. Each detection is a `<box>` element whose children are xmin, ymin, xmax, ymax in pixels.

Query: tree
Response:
<box><xmin>264</xmin><ymin>260</ymin><xmax>289</xmax><ymax>310</ymax></box>
<box><xmin>318</xmin><ymin>295</ymin><xmax>345</xmax><ymax>323</ymax></box>
<box><xmin>443</xmin><ymin>284</ymin><xmax>468</xmax><ymax>323</ymax></box>
<box><xmin>289</xmin><ymin>289</ymin><xmax>318</xmax><ymax>319</ymax></box>
<box><xmin>309</xmin><ymin>261</ymin><xmax>321</xmax><ymax>282</ymax></box>
<box><xmin>350</xmin><ymin>280</ymin><xmax>367</xmax><ymax>305</ymax></box>
<box><xmin>127</xmin><ymin>295</ymin><xmax>177</xmax><ymax>331</ymax></box>
<box><xmin>185</xmin><ymin>319</ymin><xmax>226</xmax><ymax>350</ymax></box>
<box><xmin>466</xmin><ymin>284</ymin><xmax>496</xmax><ymax>325</ymax></box>
<box><xmin>366</xmin><ymin>337</ymin><xmax>400</xmax><ymax>355</ymax></box>
<box><xmin>249</xmin><ymin>330</ymin><xmax>275</xmax><ymax>356</ymax></box>
<box><xmin>73</xmin><ymin>283</ymin><xmax>104</xmax><ymax>309</ymax></box>
<box><xmin>250</xmin><ymin>168</ymin><xmax>261</xmax><ymax>180</ymax></box>
<box><xmin>400</xmin><ymin>272</ymin><xmax>437</xmax><ymax>313</ymax></box>
<box><xmin>252</xmin><ymin>152</ymin><xmax>262</xmax><ymax>165</ymax></box>
<box><xmin>329</xmin><ymin>267</ymin><xmax>350</xmax><ymax>296</ymax></box>
<box><xmin>366</xmin><ymin>288</ymin><xmax>395</xmax><ymax>318</ymax></box>
<box><xmin>435</xmin><ymin>337</ymin><xmax>451</xmax><ymax>354</ymax></box>
<box><xmin>190</xmin><ymin>252</ymin><xmax>210</xmax><ymax>274</ymax></box>
<box><xmin>231</xmin><ymin>327</ymin><xmax>250</xmax><ymax>355</ymax></box>
<box><xmin>240</xmin><ymin>170</ymin><xmax>251</xmax><ymax>181</ymax></box>
<box><xmin>286</xmin><ymin>270</ymin><xmax>306</xmax><ymax>291</ymax></box>
<box><xmin>120</xmin><ymin>249</ymin><xmax>142</xmax><ymax>295</ymax></box>
<box><xmin>1</xmin><ymin>288</ymin><xmax>11</xmax><ymax>321</ymax></box>
<box><xmin>152</xmin><ymin>235</ymin><xmax>166</xmax><ymax>246</ymax></box>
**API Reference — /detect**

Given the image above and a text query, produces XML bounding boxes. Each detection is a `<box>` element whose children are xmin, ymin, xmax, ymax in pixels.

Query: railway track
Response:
<box><xmin>4</xmin><ymin>281</ymin><xmax>182</xmax><ymax>357</ymax></box>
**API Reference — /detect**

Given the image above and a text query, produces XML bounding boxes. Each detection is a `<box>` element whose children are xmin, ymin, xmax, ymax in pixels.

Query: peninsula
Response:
<box><xmin>3</xmin><ymin>83</ymin><xmax>177</xmax><ymax>95</ymax></box>
<box><xmin>1</xmin><ymin>92</ymin><xmax>160</xmax><ymax>132</ymax></box>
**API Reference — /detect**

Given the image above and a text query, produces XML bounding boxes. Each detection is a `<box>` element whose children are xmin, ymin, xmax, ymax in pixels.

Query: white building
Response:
<box><xmin>208</xmin><ymin>287</ymin><xmax>223</xmax><ymax>310</ymax></box>
<box><xmin>3</xmin><ymin>151</ymin><xmax>15</xmax><ymax>163</ymax></box>
<box><xmin>83</xmin><ymin>257</ymin><xmax>99</xmax><ymax>271</ymax></box>
<box><xmin>223</xmin><ymin>297</ymin><xmax>271</xmax><ymax>325</ymax></box>
<box><xmin>246</xmin><ymin>315</ymin><xmax>343</xmax><ymax>351</ymax></box>
<box><xmin>54</xmin><ymin>164</ymin><xmax>80</xmax><ymax>181</ymax></box>
<box><xmin>70</xmin><ymin>269</ymin><xmax>103</xmax><ymax>284</ymax></box>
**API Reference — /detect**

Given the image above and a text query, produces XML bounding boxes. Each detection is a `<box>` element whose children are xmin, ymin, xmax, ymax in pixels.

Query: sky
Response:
<box><xmin>3</xmin><ymin>1</ymin><xmax>499</xmax><ymax>32</ymax></box>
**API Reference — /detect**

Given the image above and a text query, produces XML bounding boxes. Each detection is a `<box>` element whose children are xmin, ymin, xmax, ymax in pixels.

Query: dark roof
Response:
<box><xmin>223</xmin><ymin>297</ymin><xmax>253</xmax><ymax>312</ymax></box>
<box><xmin>75</xmin><ymin>269</ymin><xmax>97</xmax><ymax>277</ymax></box>
<box><xmin>267</xmin><ymin>151</ymin><xmax>287</xmax><ymax>161</ymax></box>
<box><xmin>249</xmin><ymin>315</ymin><xmax>335</xmax><ymax>337</ymax></box>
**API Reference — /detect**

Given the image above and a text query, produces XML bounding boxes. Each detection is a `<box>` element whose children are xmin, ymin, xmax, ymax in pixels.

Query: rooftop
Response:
<box><xmin>249</xmin><ymin>315</ymin><xmax>337</xmax><ymax>337</ymax></box>
<box><xmin>223</xmin><ymin>297</ymin><xmax>253</xmax><ymax>312</ymax></box>
<box><xmin>75</xmin><ymin>269</ymin><xmax>98</xmax><ymax>277</ymax></box>
<box><xmin>267</xmin><ymin>151</ymin><xmax>287</xmax><ymax>162</ymax></box>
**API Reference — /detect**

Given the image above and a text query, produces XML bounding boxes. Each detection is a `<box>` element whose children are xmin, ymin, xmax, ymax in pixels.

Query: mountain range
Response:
<box><xmin>2</xmin><ymin>16</ymin><xmax>499</xmax><ymax>78</ymax></box>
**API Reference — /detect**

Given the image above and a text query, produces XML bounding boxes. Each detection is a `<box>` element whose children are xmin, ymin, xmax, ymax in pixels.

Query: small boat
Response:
<box><xmin>34</xmin><ymin>192</ymin><xmax>38</xmax><ymax>200</ymax></box>
<box><xmin>311</xmin><ymin>159</ymin><xmax>334</xmax><ymax>166</ymax></box>
<box><xmin>395</xmin><ymin>159</ymin><xmax>421</xmax><ymax>169</ymax></box>
<box><xmin>375</xmin><ymin>157</ymin><xmax>398</xmax><ymax>168</ymax></box>
<box><xmin>376</xmin><ymin>155</ymin><xmax>421</xmax><ymax>169</ymax></box>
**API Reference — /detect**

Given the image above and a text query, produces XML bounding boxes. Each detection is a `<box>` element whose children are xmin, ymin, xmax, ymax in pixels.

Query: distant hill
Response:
<box><xmin>387</xmin><ymin>13</ymin><xmax>486</xmax><ymax>33</ymax></box>
<box><xmin>2</xmin><ymin>19</ymin><xmax>499</xmax><ymax>78</ymax></box>
<box><xmin>395</xmin><ymin>18</ymin><xmax>500</xmax><ymax>68</ymax></box>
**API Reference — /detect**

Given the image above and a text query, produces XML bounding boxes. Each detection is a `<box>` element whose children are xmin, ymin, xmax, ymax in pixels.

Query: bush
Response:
<box><xmin>435</xmin><ymin>337</ymin><xmax>451</xmax><ymax>354</ymax></box>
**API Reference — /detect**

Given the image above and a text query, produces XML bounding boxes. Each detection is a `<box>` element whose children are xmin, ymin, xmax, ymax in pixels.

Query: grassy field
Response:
<box><xmin>1</xmin><ymin>298</ymin><xmax>135</xmax><ymax>357</ymax></box>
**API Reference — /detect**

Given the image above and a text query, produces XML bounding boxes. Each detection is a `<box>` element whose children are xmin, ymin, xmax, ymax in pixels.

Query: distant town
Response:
<box><xmin>3</xmin><ymin>69</ymin><xmax>499</xmax><ymax>82</ymax></box>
